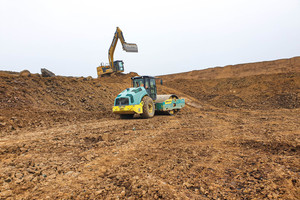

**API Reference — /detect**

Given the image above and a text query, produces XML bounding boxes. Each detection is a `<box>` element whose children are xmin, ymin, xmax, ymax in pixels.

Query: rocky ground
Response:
<box><xmin>0</xmin><ymin>57</ymin><xmax>299</xmax><ymax>199</ymax></box>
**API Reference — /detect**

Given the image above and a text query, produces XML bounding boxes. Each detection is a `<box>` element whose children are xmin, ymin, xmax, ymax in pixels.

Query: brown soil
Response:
<box><xmin>160</xmin><ymin>56</ymin><xmax>300</xmax><ymax>80</ymax></box>
<box><xmin>0</xmin><ymin>58</ymin><xmax>299</xmax><ymax>199</ymax></box>
<box><xmin>0</xmin><ymin>72</ymin><xmax>137</xmax><ymax>133</ymax></box>
<box><xmin>163</xmin><ymin>72</ymin><xmax>300</xmax><ymax>110</ymax></box>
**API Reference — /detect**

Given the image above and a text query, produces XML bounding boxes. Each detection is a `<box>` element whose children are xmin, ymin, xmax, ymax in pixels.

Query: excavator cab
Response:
<box><xmin>113</xmin><ymin>60</ymin><xmax>124</xmax><ymax>73</ymax></box>
<box><xmin>131</xmin><ymin>76</ymin><xmax>157</xmax><ymax>100</ymax></box>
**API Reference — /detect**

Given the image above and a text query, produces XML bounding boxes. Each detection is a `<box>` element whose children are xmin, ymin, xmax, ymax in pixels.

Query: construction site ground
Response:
<box><xmin>0</xmin><ymin>57</ymin><xmax>300</xmax><ymax>199</ymax></box>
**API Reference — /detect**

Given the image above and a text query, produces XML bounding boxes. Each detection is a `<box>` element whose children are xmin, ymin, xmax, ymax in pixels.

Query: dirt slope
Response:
<box><xmin>0</xmin><ymin>57</ymin><xmax>300</xmax><ymax>199</ymax></box>
<box><xmin>0</xmin><ymin>72</ymin><xmax>136</xmax><ymax>133</ymax></box>
<box><xmin>160</xmin><ymin>56</ymin><xmax>300</xmax><ymax>80</ymax></box>
<box><xmin>164</xmin><ymin>72</ymin><xmax>300</xmax><ymax>110</ymax></box>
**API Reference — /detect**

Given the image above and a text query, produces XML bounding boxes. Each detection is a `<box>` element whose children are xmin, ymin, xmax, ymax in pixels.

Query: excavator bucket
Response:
<box><xmin>123</xmin><ymin>43</ymin><xmax>138</xmax><ymax>52</ymax></box>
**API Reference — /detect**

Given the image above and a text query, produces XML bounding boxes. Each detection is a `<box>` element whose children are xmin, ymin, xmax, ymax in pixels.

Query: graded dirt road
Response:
<box><xmin>1</xmin><ymin>105</ymin><xmax>299</xmax><ymax>199</ymax></box>
<box><xmin>0</xmin><ymin>57</ymin><xmax>300</xmax><ymax>199</ymax></box>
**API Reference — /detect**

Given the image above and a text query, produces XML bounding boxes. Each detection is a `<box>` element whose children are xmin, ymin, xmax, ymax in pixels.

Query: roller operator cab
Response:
<box><xmin>112</xmin><ymin>76</ymin><xmax>185</xmax><ymax>119</ymax></box>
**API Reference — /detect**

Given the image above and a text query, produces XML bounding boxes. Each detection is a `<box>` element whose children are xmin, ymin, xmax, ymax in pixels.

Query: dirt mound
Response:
<box><xmin>161</xmin><ymin>56</ymin><xmax>300</xmax><ymax>80</ymax></box>
<box><xmin>19</xmin><ymin>70</ymin><xmax>31</xmax><ymax>77</ymax></box>
<box><xmin>164</xmin><ymin>72</ymin><xmax>300</xmax><ymax>110</ymax></box>
<box><xmin>0</xmin><ymin>71</ymin><xmax>20</xmax><ymax>77</ymax></box>
<box><xmin>0</xmin><ymin>72</ymin><xmax>136</xmax><ymax>133</ymax></box>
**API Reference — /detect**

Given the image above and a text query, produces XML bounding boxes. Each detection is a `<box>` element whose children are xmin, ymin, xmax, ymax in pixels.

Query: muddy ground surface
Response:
<box><xmin>0</xmin><ymin>61</ymin><xmax>300</xmax><ymax>199</ymax></box>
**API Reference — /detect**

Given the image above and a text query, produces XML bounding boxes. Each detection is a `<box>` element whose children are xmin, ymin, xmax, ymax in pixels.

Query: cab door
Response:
<box><xmin>113</xmin><ymin>61</ymin><xmax>124</xmax><ymax>72</ymax></box>
<box><xmin>145</xmin><ymin>78</ymin><xmax>157</xmax><ymax>100</ymax></box>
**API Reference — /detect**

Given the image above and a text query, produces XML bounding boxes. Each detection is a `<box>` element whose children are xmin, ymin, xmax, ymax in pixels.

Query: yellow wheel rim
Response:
<box><xmin>148</xmin><ymin>103</ymin><xmax>153</xmax><ymax>113</ymax></box>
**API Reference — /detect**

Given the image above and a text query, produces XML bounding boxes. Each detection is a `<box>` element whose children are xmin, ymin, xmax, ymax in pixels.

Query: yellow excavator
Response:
<box><xmin>97</xmin><ymin>27</ymin><xmax>138</xmax><ymax>77</ymax></box>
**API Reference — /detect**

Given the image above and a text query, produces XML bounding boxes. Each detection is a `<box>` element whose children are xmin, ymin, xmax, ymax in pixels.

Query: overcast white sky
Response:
<box><xmin>0</xmin><ymin>0</ymin><xmax>299</xmax><ymax>77</ymax></box>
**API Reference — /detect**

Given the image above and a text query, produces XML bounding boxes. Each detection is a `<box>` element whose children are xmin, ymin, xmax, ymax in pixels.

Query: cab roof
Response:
<box><xmin>131</xmin><ymin>76</ymin><xmax>156</xmax><ymax>80</ymax></box>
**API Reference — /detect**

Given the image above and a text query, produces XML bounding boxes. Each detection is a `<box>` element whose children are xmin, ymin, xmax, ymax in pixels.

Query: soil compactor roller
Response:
<box><xmin>113</xmin><ymin>76</ymin><xmax>185</xmax><ymax>118</ymax></box>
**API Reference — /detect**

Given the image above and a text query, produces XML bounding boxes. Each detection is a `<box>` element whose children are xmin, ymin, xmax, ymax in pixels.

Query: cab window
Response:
<box><xmin>145</xmin><ymin>79</ymin><xmax>150</xmax><ymax>89</ymax></box>
<box><xmin>133</xmin><ymin>79</ymin><xmax>140</xmax><ymax>87</ymax></box>
<box><xmin>133</xmin><ymin>79</ymin><xmax>144</xmax><ymax>88</ymax></box>
<box><xmin>150</xmin><ymin>79</ymin><xmax>156</xmax><ymax>87</ymax></box>
<box><xmin>119</xmin><ymin>62</ymin><xmax>124</xmax><ymax>71</ymax></box>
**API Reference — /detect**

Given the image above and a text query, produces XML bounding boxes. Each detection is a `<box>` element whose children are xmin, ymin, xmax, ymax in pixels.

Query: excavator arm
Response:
<box><xmin>108</xmin><ymin>27</ymin><xmax>138</xmax><ymax>71</ymax></box>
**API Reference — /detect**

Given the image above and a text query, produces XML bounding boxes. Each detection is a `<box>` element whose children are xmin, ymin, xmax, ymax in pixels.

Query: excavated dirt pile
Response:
<box><xmin>162</xmin><ymin>56</ymin><xmax>300</xmax><ymax>80</ymax></box>
<box><xmin>0</xmin><ymin>57</ymin><xmax>299</xmax><ymax>199</ymax></box>
<box><xmin>0</xmin><ymin>72</ymin><xmax>136</xmax><ymax>133</ymax></box>
<box><xmin>163</xmin><ymin>72</ymin><xmax>300</xmax><ymax>110</ymax></box>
